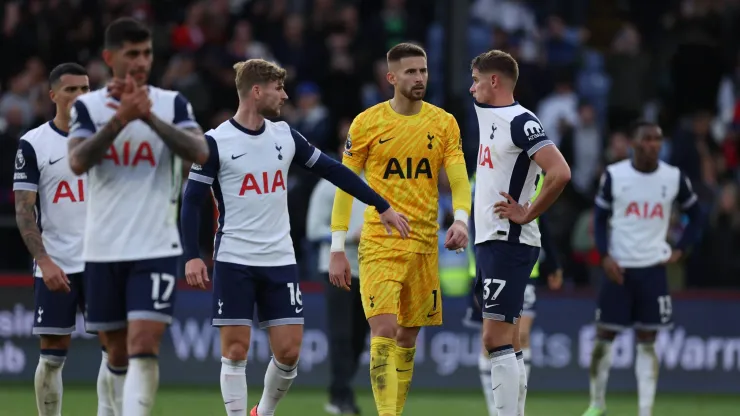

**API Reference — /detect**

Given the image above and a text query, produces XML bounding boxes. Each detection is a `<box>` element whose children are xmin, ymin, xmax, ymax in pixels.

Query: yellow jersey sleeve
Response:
<box><xmin>331</xmin><ymin>164</ymin><xmax>362</xmax><ymax>232</ymax></box>
<box><xmin>331</xmin><ymin>114</ymin><xmax>367</xmax><ymax>233</ymax></box>
<box><xmin>443</xmin><ymin>115</ymin><xmax>466</xmax><ymax>168</ymax></box>
<box><xmin>342</xmin><ymin>115</ymin><xmax>369</xmax><ymax>170</ymax></box>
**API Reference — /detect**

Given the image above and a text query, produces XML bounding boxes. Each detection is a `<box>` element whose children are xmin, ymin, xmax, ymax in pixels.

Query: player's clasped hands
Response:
<box><xmin>105</xmin><ymin>74</ymin><xmax>151</xmax><ymax>123</ymax></box>
<box><xmin>494</xmin><ymin>191</ymin><xmax>532</xmax><ymax>224</ymax></box>
<box><xmin>185</xmin><ymin>258</ymin><xmax>210</xmax><ymax>290</ymax></box>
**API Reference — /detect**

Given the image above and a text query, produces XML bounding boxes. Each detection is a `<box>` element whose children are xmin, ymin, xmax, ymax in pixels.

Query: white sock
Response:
<box><xmin>105</xmin><ymin>362</ymin><xmax>127</xmax><ymax>416</ymax></box>
<box><xmin>636</xmin><ymin>342</ymin><xmax>658</xmax><ymax>416</ymax></box>
<box><xmin>522</xmin><ymin>347</ymin><xmax>531</xmax><ymax>380</ymax></box>
<box><xmin>96</xmin><ymin>350</ymin><xmax>116</xmax><ymax>416</ymax></box>
<box><xmin>588</xmin><ymin>339</ymin><xmax>613</xmax><ymax>410</ymax></box>
<box><xmin>122</xmin><ymin>355</ymin><xmax>159</xmax><ymax>416</ymax></box>
<box><xmin>516</xmin><ymin>350</ymin><xmax>527</xmax><ymax>416</ymax></box>
<box><xmin>257</xmin><ymin>357</ymin><xmax>298</xmax><ymax>416</ymax></box>
<box><xmin>35</xmin><ymin>349</ymin><xmax>66</xmax><ymax>416</ymax></box>
<box><xmin>478</xmin><ymin>352</ymin><xmax>498</xmax><ymax>416</ymax></box>
<box><xmin>489</xmin><ymin>345</ymin><xmax>520</xmax><ymax>416</ymax></box>
<box><xmin>220</xmin><ymin>357</ymin><xmax>248</xmax><ymax>416</ymax></box>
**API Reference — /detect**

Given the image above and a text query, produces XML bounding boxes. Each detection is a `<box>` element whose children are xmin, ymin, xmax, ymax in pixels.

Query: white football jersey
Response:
<box><xmin>595</xmin><ymin>160</ymin><xmax>697</xmax><ymax>268</ymax></box>
<box><xmin>187</xmin><ymin>118</ymin><xmax>322</xmax><ymax>267</ymax></box>
<box><xmin>13</xmin><ymin>121</ymin><xmax>87</xmax><ymax>276</ymax></box>
<box><xmin>473</xmin><ymin>101</ymin><xmax>554</xmax><ymax>247</ymax></box>
<box><xmin>69</xmin><ymin>86</ymin><xmax>199</xmax><ymax>261</ymax></box>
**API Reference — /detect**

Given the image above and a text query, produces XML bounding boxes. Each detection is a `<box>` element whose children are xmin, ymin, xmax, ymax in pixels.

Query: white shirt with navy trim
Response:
<box><xmin>595</xmin><ymin>160</ymin><xmax>698</xmax><ymax>268</ymax></box>
<box><xmin>13</xmin><ymin>121</ymin><xmax>87</xmax><ymax>276</ymax></box>
<box><xmin>473</xmin><ymin>101</ymin><xmax>554</xmax><ymax>247</ymax></box>
<box><xmin>187</xmin><ymin>118</ymin><xmax>322</xmax><ymax>267</ymax></box>
<box><xmin>69</xmin><ymin>86</ymin><xmax>199</xmax><ymax>261</ymax></box>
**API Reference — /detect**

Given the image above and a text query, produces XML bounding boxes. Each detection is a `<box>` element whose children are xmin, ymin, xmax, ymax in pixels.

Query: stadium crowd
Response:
<box><xmin>1</xmin><ymin>0</ymin><xmax>739</xmax><ymax>289</ymax></box>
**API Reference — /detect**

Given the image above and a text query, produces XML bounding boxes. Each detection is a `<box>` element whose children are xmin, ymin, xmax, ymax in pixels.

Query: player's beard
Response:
<box><xmin>402</xmin><ymin>85</ymin><xmax>426</xmax><ymax>101</ymax></box>
<box><xmin>259</xmin><ymin>102</ymin><xmax>282</xmax><ymax>119</ymax></box>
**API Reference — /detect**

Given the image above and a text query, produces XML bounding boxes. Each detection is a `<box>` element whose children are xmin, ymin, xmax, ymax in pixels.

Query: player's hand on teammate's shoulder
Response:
<box><xmin>664</xmin><ymin>249</ymin><xmax>683</xmax><ymax>264</ymax></box>
<box><xmin>601</xmin><ymin>255</ymin><xmax>624</xmax><ymax>285</ymax></box>
<box><xmin>185</xmin><ymin>258</ymin><xmax>209</xmax><ymax>290</ymax></box>
<box><xmin>37</xmin><ymin>256</ymin><xmax>71</xmax><ymax>293</ymax></box>
<box><xmin>378</xmin><ymin>207</ymin><xmax>411</xmax><ymax>238</ymax></box>
<box><xmin>494</xmin><ymin>191</ymin><xmax>533</xmax><ymax>225</ymax></box>
<box><xmin>328</xmin><ymin>251</ymin><xmax>352</xmax><ymax>291</ymax></box>
<box><xmin>444</xmin><ymin>220</ymin><xmax>468</xmax><ymax>251</ymax></box>
<box><xmin>548</xmin><ymin>268</ymin><xmax>564</xmax><ymax>290</ymax></box>
<box><xmin>105</xmin><ymin>74</ymin><xmax>151</xmax><ymax>124</ymax></box>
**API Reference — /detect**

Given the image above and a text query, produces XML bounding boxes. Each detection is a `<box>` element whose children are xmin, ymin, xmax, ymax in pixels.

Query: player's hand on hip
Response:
<box><xmin>379</xmin><ymin>207</ymin><xmax>411</xmax><ymax>238</ymax></box>
<box><xmin>444</xmin><ymin>220</ymin><xmax>468</xmax><ymax>251</ymax></box>
<box><xmin>548</xmin><ymin>268</ymin><xmax>564</xmax><ymax>290</ymax></box>
<box><xmin>494</xmin><ymin>191</ymin><xmax>532</xmax><ymax>224</ymax></box>
<box><xmin>328</xmin><ymin>251</ymin><xmax>352</xmax><ymax>291</ymax></box>
<box><xmin>601</xmin><ymin>256</ymin><xmax>624</xmax><ymax>285</ymax></box>
<box><xmin>185</xmin><ymin>258</ymin><xmax>209</xmax><ymax>290</ymax></box>
<box><xmin>38</xmin><ymin>257</ymin><xmax>70</xmax><ymax>293</ymax></box>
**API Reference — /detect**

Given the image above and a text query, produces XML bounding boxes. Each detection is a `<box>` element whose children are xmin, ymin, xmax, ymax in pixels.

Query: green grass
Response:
<box><xmin>3</xmin><ymin>385</ymin><xmax>738</xmax><ymax>415</ymax></box>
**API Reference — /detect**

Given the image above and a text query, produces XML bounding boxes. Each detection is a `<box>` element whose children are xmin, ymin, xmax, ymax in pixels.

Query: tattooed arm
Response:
<box><xmin>14</xmin><ymin>190</ymin><xmax>47</xmax><ymax>261</ymax></box>
<box><xmin>144</xmin><ymin>115</ymin><xmax>209</xmax><ymax>165</ymax></box>
<box><xmin>67</xmin><ymin>99</ymin><xmax>126</xmax><ymax>175</ymax></box>
<box><xmin>68</xmin><ymin>116</ymin><xmax>125</xmax><ymax>175</ymax></box>
<box><xmin>144</xmin><ymin>92</ymin><xmax>209</xmax><ymax>165</ymax></box>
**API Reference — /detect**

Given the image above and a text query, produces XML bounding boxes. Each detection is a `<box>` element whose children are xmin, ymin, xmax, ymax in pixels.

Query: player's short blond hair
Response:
<box><xmin>471</xmin><ymin>50</ymin><xmax>519</xmax><ymax>85</ymax></box>
<box><xmin>233</xmin><ymin>59</ymin><xmax>286</xmax><ymax>96</ymax></box>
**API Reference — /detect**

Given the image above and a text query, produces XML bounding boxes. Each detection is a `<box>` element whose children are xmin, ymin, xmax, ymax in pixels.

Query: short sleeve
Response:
<box><xmin>443</xmin><ymin>115</ymin><xmax>466</xmax><ymax>168</ymax></box>
<box><xmin>677</xmin><ymin>170</ymin><xmax>698</xmax><ymax>210</ymax></box>
<box><xmin>291</xmin><ymin>128</ymin><xmax>322</xmax><ymax>169</ymax></box>
<box><xmin>509</xmin><ymin>112</ymin><xmax>554</xmax><ymax>158</ymax></box>
<box><xmin>342</xmin><ymin>115</ymin><xmax>369</xmax><ymax>169</ymax></box>
<box><xmin>13</xmin><ymin>140</ymin><xmax>40</xmax><ymax>192</ymax></box>
<box><xmin>173</xmin><ymin>93</ymin><xmax>200</xmax><ymax>130</ymax></box>
<box><xmin>69</xmin><ymin>100</ymin><xmax>96</xmax><ymax>139</ymax></box>
<box><xmin>594</xmin><ymin>170</ymin><xmax>613</xmax><ymax>209</ymax></box>
<box><xmin>187</xmin><ymin>134</ymin><xmax>220</xmax><ymax>184</ymax></box>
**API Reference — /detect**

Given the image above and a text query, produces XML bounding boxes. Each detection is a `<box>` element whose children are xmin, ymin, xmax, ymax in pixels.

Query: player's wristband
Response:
<box><xmin>454</xmin><ymin>209</ymin><xmax>469</xmax><ymax>225</ymax></box>
<box><xmin>330</xmin><ymin>231</ymin><xmax>347</xmax><ymax>252</ymax></box>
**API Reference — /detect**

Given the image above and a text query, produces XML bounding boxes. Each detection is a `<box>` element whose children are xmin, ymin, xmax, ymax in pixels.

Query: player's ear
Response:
<box><xmin>489</xmin><ymin>73</ymin><xmax>498</xmax><ymax>89</ymax></box>
<box><xmin>48</xmin><ymin>88</ymin><xmax>55</xmax><ymax>104</ymax></box>
<box><xmin>386</xmin><ymin>70</ymin><xmax>396</xmax><ymax>86</ymax></box>
<box><xmin>102</xmin><ymin>49</ymin><xmax>114</xmax><ymax>68</ymax></box>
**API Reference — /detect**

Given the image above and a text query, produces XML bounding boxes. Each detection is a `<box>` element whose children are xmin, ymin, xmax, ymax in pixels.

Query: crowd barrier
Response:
<box><xmin>0</xmin><ymin>277</ymin><xmax>738</xmax><ymax>393</ymax></box>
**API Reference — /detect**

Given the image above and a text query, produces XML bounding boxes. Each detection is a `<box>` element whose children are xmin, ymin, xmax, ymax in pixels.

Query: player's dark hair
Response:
<box><xmin>387</xmin><ymin>43</ymin><xmax>427</xmax><ymax>63</ymax></box>
<box><xmin>471</xmin><ymin>50</ymin><xmax>519</xmax><ymax>85</ymax></box>
<box><xmin>104</xmin><ymin>17</ymin><xmax>151</xmax><ymax>50</ymax></box>
<box><xmin>628</xmin><ymin>120</ymin><xmax>658</xmax><ymax>139</ymax></box>
<box><xmin>48</xmin><ymin>63</ymin><xmax>87</xmax><ymax>87</ymax></box>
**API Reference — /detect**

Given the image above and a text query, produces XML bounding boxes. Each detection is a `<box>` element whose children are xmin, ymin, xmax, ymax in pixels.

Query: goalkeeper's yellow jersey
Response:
<box><xmin>334</xmin><ymin>101</ymin><xmax>467</xmax><ymax>253</ymax></box>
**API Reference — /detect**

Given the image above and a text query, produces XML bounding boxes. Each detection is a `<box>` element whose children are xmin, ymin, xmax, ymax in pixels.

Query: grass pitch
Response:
<box><xmin>2</xmin><ymin>384</ymin><xmax>737</xmax><ymax>415</ymax></box>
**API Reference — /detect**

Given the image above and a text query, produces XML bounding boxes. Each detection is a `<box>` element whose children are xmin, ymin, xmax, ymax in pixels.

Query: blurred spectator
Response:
<box><xmin>285</xmin><ymin>81</ymin><xmax>331</xmax><ymax>150</ymax></box>
<box><xmin>361</xmin><ymin>59</ymin><xmax>394</xmax><ymax>109</ymax></box>
<box><xmin>606</xmin><ymin>24</ymin><xmax>651</xmax><ymax>132</ymax></box>
<box><xmin>537</xmin><ymin>70</ymin><xmax>578</xmax><ymax>146</ymax></box>
<box><xmin>0</xmin><ymin>73</ymin><xmax>35</xmax><ymax>129</ymax></box>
